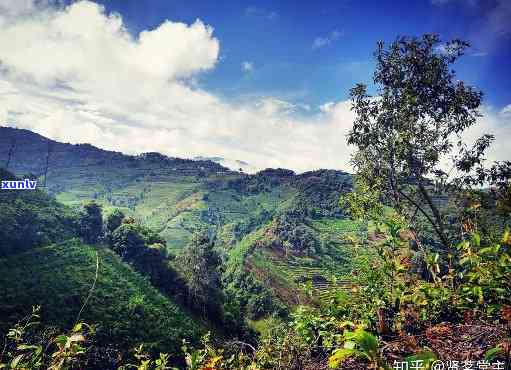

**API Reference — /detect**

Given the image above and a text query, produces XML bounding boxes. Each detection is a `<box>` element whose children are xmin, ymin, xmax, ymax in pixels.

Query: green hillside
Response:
<box><xmin>0</xmin><ymin>167</ymin><xmax>77</xmax><ymax>257</ymax></box>
<box><xmin>0</xmin><ymin>167</ymin><xmax>206</xmax><ymax>367</ymax></box>
<box><xmin>223</xmin><ymin>217</ymin><xmax>365</xmax><ymax>312</ymax></box>
<box><xmin>0</xmin><ymin>128</ymin><xmax>352</xmax><ymax>249</ymax></box>
<box><xmin>0</xmin><ymin>239</ymin><xmax>203</xmax><ymax>364</ymax></box>
<box><xmin>0</xmin><ymin>127</ymin><xmax>357</xmax><ymax>311</ymax></box>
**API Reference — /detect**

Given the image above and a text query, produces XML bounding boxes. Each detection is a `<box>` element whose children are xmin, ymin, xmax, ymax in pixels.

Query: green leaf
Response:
<box><xmin>471</xmin><ymin>233</ymin><xmax>481</xmax><ymax>247</ymax></box>
<box><xmin>404</xmin><ymin>351</ymin><xmax>437</xmax><ymax>370</ymax></box>
<box><xmin>55</xmin><ymin>335</ymin><xmax>68</xmax><ymax>346</ymax></box>
<box><xmin>328</xmin><ymin>348</ymin><xmax>356</xmax><ymax>368</ymax></box>
<box><xmin>479</xmin><ymin>247</ymin><xmax>498</xmax><ymax>255</ymax></box>
<box><xmin>351</xmin><ymin>328</ymin><xmax>378</xmax><ymax>358</ymax></box>
<box><xmin>10</xmin><ymin>354</ymin><xmax>24</xmax><ymax>368</ymax></box>
<box><xmin>502</xmin><ymin>228</ymin><xmax>509</xmax><ymax>244</ymax></box>
<box><xmin>485</xmin><ymin>347</ymin><xmax>503</xmax><ymax>361</ymax></box>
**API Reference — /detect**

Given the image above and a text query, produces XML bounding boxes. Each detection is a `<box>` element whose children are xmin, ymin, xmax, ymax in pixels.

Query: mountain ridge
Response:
<box><xmin>0</xmin><ymin>126</ymin><xmax>352</xmax><ymax>249</ymax></box>
<box><xmin>0</xmin><ymin>126</ymin><xmax>349</xmax><ymax>178</ymax></box>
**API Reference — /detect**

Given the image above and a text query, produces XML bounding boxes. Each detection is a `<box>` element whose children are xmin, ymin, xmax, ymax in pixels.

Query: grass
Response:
<box><xmin>0</xmin><ymin>239</ymin><xmax>203</xmax><ymax>355</ymax></box>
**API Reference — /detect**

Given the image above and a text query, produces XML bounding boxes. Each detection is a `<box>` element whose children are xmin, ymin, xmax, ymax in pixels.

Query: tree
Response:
<box><xmin>105</xmin><ymin>209</ymin><xmax>125</xmax><ymax>234</ymax></box>
<box><xmin>178</xmin><ymin>233</ymin><xmax>223</xmax><ymax>317</ymax></box>
<box><xmin>347</xmin><ymin>34</ymin><xmax>510</xmax><ymax>249</ymax></box>
<box><xmin>79</xmin><ymin>201</ymin><xmax>103</xmax><ymax>244</ymax></box>
<box><xmin>111</xmin><ymin>223</ymin><xmax>146</xmax><ymax>259</ymax></box>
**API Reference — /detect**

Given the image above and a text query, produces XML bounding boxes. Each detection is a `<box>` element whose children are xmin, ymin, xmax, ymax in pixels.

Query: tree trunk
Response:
<box><xmin>416</xmin><ymin>181</ymin><xmax>451</xmax><ymax>249</ymax></box>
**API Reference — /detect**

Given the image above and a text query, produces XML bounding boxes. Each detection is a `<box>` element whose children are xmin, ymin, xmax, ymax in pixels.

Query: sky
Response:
<box><xmin>0</xmin><ymin>0</ymin><xmax>510</xmax><ymax>173</ymax></box>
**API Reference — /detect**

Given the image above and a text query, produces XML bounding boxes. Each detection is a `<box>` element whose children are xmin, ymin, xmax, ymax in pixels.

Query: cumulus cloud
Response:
<box><xmin>312</xmin><ymin>30</ymin><xmax>344</xmax><ymax>49</ymax></box>
<box><xmin>0</xmin><ymin>0</ymin><xmax>64</xmax><ymax>17</ymax></box>
<box><xmin>467</xmin><ymin>105</ymin><xmax>511</xmax><ymax>164</ymax></box>
<box><xmin>0</xmin><ymin>1</ymin><xmax>219</xmax><ymax>85</ymax></box>
<box><xmin>0</xmin><ymin>0</ymin><xmax>357</xmax><ymax>173</ymax></box>
<box><xmin>0</xmin><ymin>0</ymin><xmax>508</xmax><ymax>175</ymax></box>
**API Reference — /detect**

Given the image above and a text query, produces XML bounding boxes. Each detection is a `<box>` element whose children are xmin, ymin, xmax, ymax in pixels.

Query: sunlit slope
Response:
<box><xmin>225</xmin><ymin>217</ymin><xmax>366</xmax><ymax>307</ymax></box>
<box><xmin>1</xmin><ymin>127</ymin><xmax>354</xmax><ymax>253</ymax></box>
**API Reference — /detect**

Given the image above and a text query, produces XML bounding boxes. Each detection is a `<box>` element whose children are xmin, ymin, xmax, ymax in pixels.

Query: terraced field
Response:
<box><xmin>266</xmin><ymin>259</ymin><xmax>354</xmax><ymax>302</ymax></box>
<box><xmin>237</xmin><ymin>218</ymin><xmax>366</xmax><ymax>305</ymax></box>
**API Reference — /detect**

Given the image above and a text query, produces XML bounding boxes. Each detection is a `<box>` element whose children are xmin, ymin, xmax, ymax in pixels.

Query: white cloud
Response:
<box><xmin>0</xmin><ymin>1</ymin><xmax>219</xmax><ymax>85</ymax></box>
<box><xmin>0</xmin><ymin>0</ymin><xmax>357</xmax><ymax>173</ymax></box>
<box><xmin>0</xmin><ymin>1</ymin><xmax>509</xmax><ymax>175</ymax></box>
<box><xmin>312</xmin><ymin>30</ymin><xmax>343</xmax><ymax>49</ymax></box>
<box><xmin>471</xmin><ymin>51</ymin><xmax>488</xmax><ymax>57</ymax></box>
<box><xmin>241</xmin><ymin>61</ymin><xmax>254</xmax><ymax>73</ymax></box>
<box><xmin>460</xmin><ymin>105</ymin><xmax>511</xmax><ymax>167</ymax></box>
<box><xmin>256</xmin><ymin>98</ymin><xmax>297</xmax><ymax>116</ymax></box>
<box><xmin>0</xmin><ymin>0</ymin><xmax>64</xmax><ymax>17</ymax></box>
<box><xmin>500</xmin><ymin>104</ymin><xmax>511</xmax><ymax>116</ymax></box>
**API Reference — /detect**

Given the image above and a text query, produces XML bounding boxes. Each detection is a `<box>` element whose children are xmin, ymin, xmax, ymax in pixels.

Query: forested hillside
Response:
<box><xmin>0</xmin><ymin>168</ymin><xmax>207</xmax><ymax>367</ymax></box>
<box><xmin>0</xmin><ymin>127</ymin><xmax>356</xmax><ymax>312</ymax></box>
<box><xmin>0</xmin><ymin>240</ymin><xmax>203</xmax><ymax>366</ymax></box>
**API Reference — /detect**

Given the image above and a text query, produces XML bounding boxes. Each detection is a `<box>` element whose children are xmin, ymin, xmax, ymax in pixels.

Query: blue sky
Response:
<box><xmin>0</xmin><ymin>0</ymin><xmax>509</xmax><ymax>172</ymax></box>
<box><xmin>93</xmin><ymin>0</ymin><xmax>511</xmax><ymax>110</ymax></box>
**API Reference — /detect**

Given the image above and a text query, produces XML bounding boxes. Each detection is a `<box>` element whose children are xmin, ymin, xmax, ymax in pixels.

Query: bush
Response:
<box><xmin>78</xmin><ymin>201</ymin><xmax>103</xmax><ymax>244</ymax></box>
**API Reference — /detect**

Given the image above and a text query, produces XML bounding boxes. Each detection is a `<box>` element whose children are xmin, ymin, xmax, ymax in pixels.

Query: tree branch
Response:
<box><xmin>416</xmin><ymin>180</ymin><xmax>450</xmax><ymax>248</ymax></box>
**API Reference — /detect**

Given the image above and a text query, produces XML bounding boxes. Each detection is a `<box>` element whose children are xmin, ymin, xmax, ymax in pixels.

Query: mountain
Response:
<box><xmin>0</xmin><ymin>126</ymin><xmax>358</xmax><ymax>318</ymax></box>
